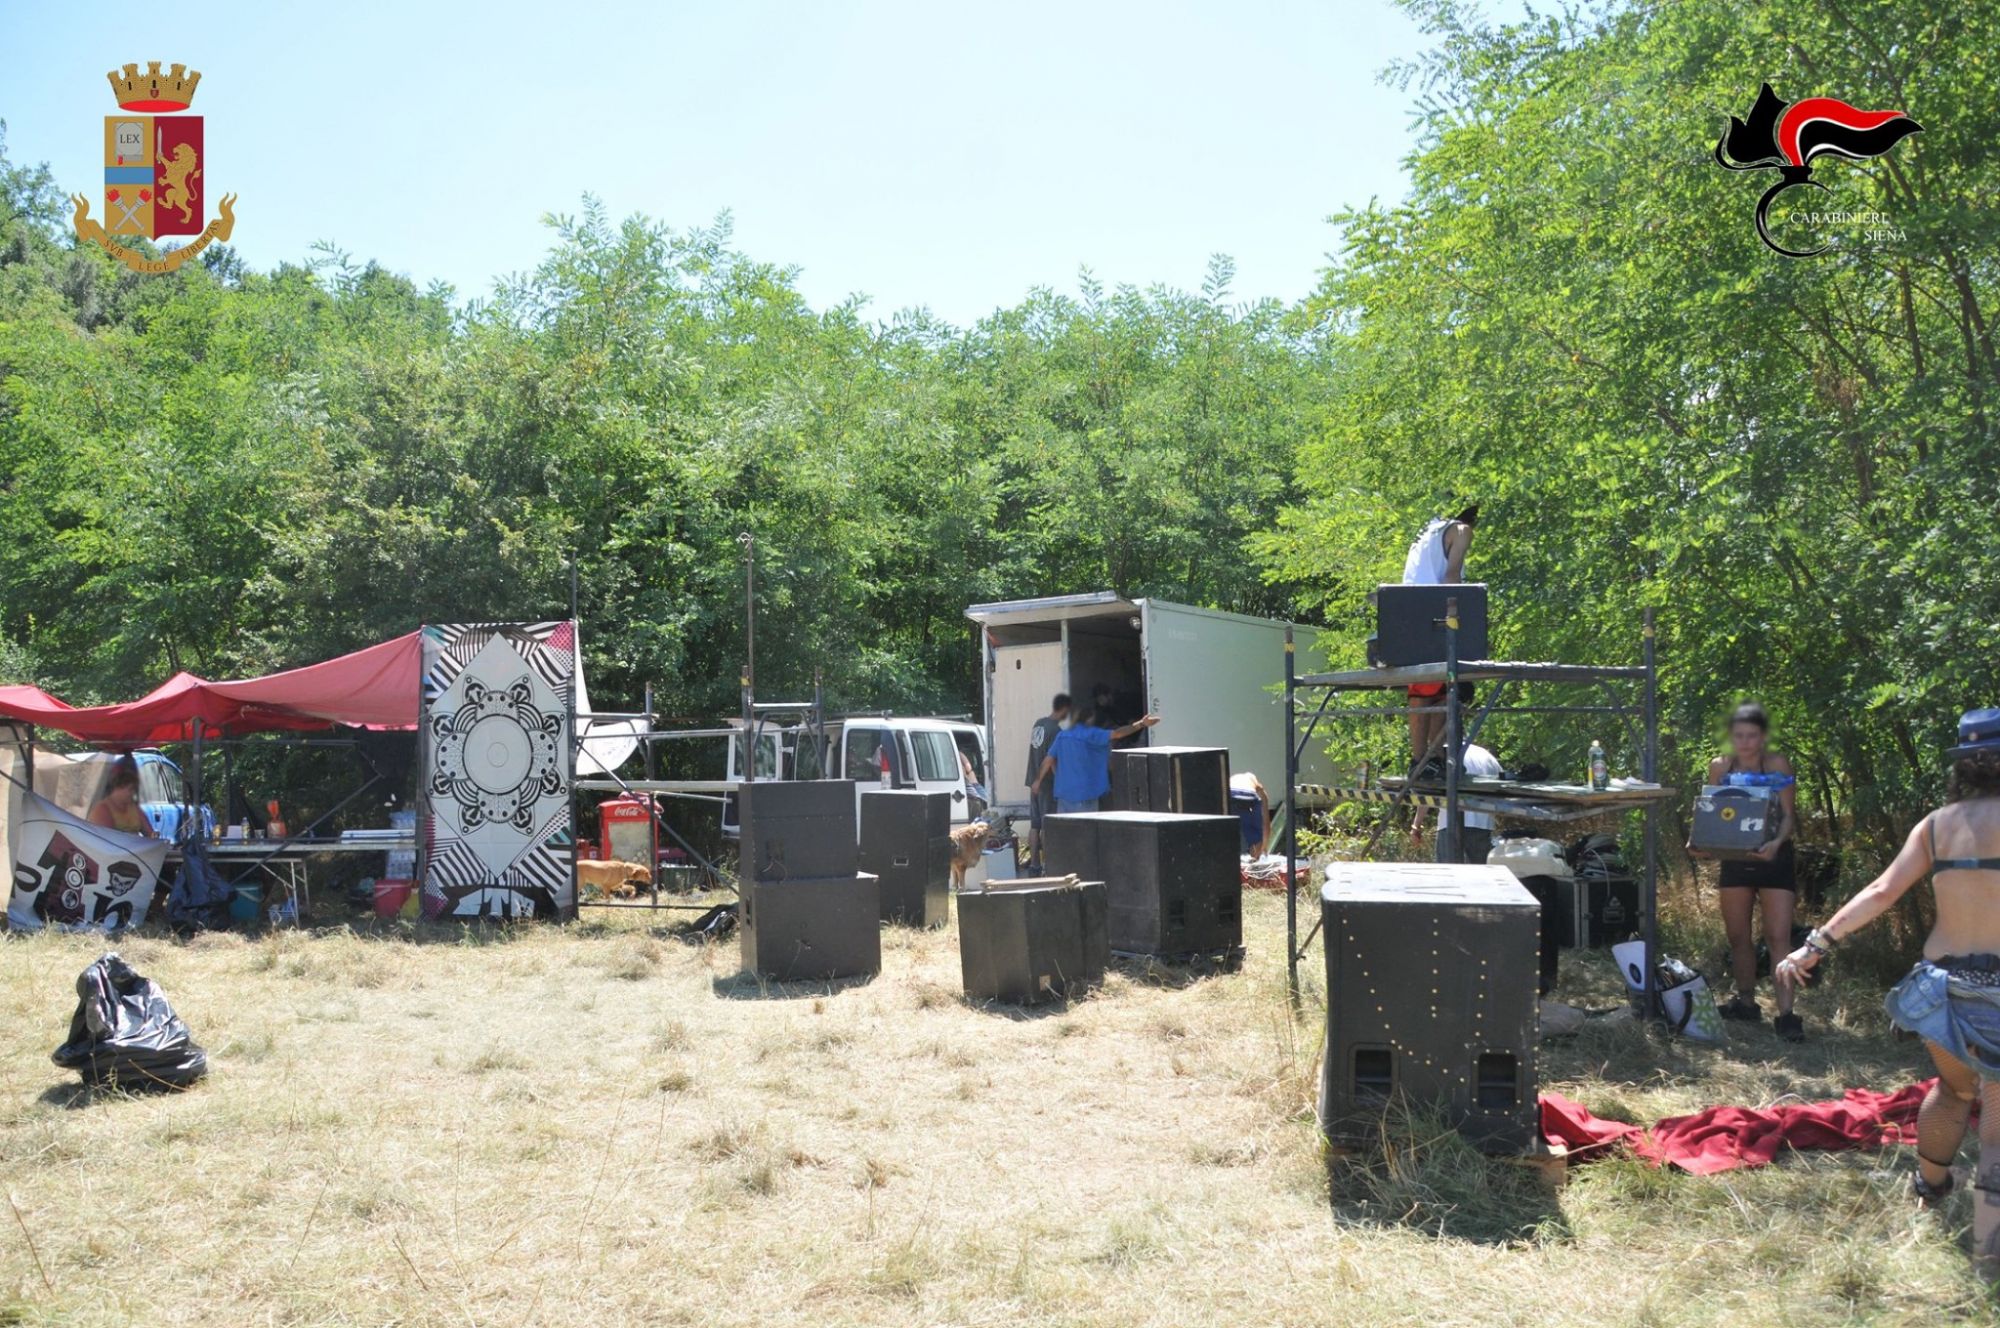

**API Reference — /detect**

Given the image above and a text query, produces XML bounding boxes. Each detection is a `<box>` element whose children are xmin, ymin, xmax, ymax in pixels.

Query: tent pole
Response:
<box><xmin>1285</xmin><ymin>626</ymin><xmax>1299</xmax><ymax>1008</ymax></box>
<box><xmin>1642</xmin><ymin>607</ymin><xmax>1660</xmax><ymax>1022</ymax></box>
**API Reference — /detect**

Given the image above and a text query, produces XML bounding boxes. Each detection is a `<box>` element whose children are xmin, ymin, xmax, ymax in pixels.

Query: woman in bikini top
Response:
<box><xmin>1779</xmin><ymin>707</ymin><xmax>2000</xmax><ymax>1280</ymax></box>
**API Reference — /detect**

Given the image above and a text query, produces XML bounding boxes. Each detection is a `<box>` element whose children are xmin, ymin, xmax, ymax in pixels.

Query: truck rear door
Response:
<box><xmin>989</xmin><ymin>641</ymin><xmax>1063</xmax><ymax>809</ymax></box>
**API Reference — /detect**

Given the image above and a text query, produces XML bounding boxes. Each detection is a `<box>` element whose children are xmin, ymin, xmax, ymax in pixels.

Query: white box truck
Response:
<box><xmin>966</xmin><ymin>592</ymin><xmax>1332</xmax><ymax>818</ymax></box>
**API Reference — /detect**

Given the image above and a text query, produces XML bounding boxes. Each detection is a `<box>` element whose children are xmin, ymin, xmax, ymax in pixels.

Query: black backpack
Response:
<box><xmin>1566</xmin><ymin>832</ymin><xmax>1629</xmax><ymax>879</ymax></box>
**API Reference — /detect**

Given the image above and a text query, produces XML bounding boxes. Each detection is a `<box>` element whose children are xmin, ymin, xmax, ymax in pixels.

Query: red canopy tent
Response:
<box><xmin>0</xmin><ymin>632</ymin><xmax>422</xmax><ymax>744</ymax></box>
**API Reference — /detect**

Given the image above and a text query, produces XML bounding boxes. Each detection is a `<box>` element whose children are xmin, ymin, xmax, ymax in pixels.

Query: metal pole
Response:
<box><xmin>189</xmin><ymin>717</ymin><xmax>205</xmax><ymax>847</ymax></box>
<box><xmin>1642</xmin><ymin>607</ymin><xmax>1660</xmax><ymax>1021</ymax></box>
<box><xmin>813</xmin><ymin>668</ymin><xmax>826</xmax><ymax>778</ymax></box>
<box><xmin>738</xmin><ymin>531</ymin><xmax>755</xmax><ymax>761</ymax></box>
<box><xmin>1443</xmin><ymin>597</ymin><xmax>1461</xmax><ymax>863</ymax></box>
<box><xmin>1285</xmin><ymin>626</ymin><xmax>1299</xmax><ymax>1006</ymax></box>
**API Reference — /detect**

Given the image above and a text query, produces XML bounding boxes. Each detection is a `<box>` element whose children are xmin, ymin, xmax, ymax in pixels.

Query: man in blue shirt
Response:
<box><xmin>1031</xmin><ymin>708</ymin><xmax>1161</xmax><ymax>813</ymax></box>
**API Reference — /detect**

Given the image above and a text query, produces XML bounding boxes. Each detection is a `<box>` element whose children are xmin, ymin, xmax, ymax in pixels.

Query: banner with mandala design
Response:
<box><xmin>418</xmin><ymin>622</ymin><xmax>576</xmax><ymax>919</ymax></box>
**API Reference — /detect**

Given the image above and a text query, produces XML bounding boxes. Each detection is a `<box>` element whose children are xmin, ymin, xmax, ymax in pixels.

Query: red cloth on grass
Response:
<box><xmin>1541</xmin><ymin>1081</ymin><xmax>1932</xmax><ymax>1175</ymax></box>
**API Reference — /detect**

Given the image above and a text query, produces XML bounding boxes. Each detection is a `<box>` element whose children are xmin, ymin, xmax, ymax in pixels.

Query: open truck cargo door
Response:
<box><xmin>968</xmin><ymin>593</ymin><xmax>1330</xmax><ymax>820</ymax></box>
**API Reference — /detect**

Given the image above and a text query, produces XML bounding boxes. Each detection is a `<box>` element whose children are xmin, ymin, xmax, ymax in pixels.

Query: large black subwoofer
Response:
<box><xmin>957</xmin><ymin>877</ymin><xmax>1109</xmax><ymax>1003</ymax></box>
<box><xmin>1319</xmin><ymin>863</ymin><xmax>1540</xmax><ymax>1153</ymax></box>
<box><xmin>739</xmin><ymin>874</ymin><xmax>881</xmax><ymax>980</ymax></box>
<box><xmin>1108</xmin><ymin>746</ymin><xmax>1232</xmax><ymax>814</ymax></box>
<box><xmin>859</xmin><ymin>789</ymin><xmax>952</xmax><ymax>926</ymax></box>
<box><xmin>1042</xmin><ymin>811</ymin><xmax>1241</xmax><ymax>955</ymax></box>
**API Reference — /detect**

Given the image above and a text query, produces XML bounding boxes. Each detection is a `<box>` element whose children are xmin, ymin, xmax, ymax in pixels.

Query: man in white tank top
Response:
<box><xmin>1402</xmin><ymin>504</ymin><xmax>1478</xmax><ymax>767</ymax></box>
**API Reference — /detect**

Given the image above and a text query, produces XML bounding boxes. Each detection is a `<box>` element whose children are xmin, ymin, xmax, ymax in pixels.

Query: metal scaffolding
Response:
<box><xmin>1283</xmin><ymin>601</ymin><xmax>1665</xmax><ymax>1014</ymax></box>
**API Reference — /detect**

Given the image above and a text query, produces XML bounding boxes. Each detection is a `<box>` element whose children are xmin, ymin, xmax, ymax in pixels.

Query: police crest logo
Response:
<box><xmin>69</xmin><ymin>61</ymin><xmax>239</xmax><ymax>273</ymax></box>
<box><xmin>1713</xmin><ymin>83</ymin><xmax>1921</xmax><ymax>257</ymax></box>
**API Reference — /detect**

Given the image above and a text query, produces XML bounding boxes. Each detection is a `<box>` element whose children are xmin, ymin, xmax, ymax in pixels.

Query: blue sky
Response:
<box><xmin>4</xmin><ymin>0</ymin><xmax>1432</xmax><ymax>326</ymax></box>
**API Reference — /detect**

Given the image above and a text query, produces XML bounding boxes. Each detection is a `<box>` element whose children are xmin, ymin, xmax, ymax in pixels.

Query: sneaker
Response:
<box><xmin>1719</xmin><ymin>995</ymin><xmax>1762</xmax><ymax>1022</ymax></box>
<box><xmin>1775</xmin><ymin>1012</ymin><xmax>1805</xmax><ymax>1042</ymax></box>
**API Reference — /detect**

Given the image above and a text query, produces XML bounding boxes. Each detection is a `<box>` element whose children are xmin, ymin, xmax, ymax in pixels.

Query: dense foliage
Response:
<box><xmin>1263</xmin><ymin>0</ymin><xmax>2000</xmax><ymax>851</ymax></box>
<box><xmin>4</xmin><ymin>0</ymin><xmax>1995</xmax><ymax>854</ymax></box>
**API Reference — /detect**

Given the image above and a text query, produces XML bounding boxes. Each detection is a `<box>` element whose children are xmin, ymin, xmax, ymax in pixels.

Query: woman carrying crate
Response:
<box><xmin>1690</xmin><ymin>702</ymin><xmax>1802</xmax><ymax>1040</ymax></box>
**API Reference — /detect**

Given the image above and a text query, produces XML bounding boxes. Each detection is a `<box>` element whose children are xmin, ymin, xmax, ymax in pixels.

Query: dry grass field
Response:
<box><xmin>0</xmin><ymin>885</ymin><xmax>1990</xmax><ymax>1326</ymax></box>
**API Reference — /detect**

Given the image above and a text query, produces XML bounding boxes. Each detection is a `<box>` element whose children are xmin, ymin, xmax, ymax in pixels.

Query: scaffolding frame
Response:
<box><xmin>1282</xmin><ymin>602</ymin><xmax>1662</xmax><ymax>1015</ymax></box>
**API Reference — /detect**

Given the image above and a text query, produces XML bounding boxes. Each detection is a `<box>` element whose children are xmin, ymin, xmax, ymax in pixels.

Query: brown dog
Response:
<box><xmin>948</xmin><ymin>820</ymin><xmax>990</xmax><ymax>892</ymax></box>
<box><xmin>576</xmin><ymin>858</ymin><xmax>651</xmax><ymax>899</ymax></box>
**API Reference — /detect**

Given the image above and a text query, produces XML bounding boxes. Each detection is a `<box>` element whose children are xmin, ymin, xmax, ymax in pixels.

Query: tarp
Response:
<box><xmin>0</xmin><ymin>633</ymin><xmax>423</xmax><ymax>743</ymax></box>
<box><xmin>1541</xmin><ymin>1082</ymin><xmax>1932</xmax><ymax>1174</ymax></box>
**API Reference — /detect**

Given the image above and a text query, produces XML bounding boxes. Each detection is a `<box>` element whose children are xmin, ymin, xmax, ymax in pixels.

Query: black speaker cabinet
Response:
<box><xmin>957</xmin><ymin>877</ymin><xmax>1110</xmax><ymax>1003</ymax></box>
<box><xmin>739</xmin><ymin>780</ymin><xmax>857</xmax><ymax>883</ymax></box>
<box><xmin>739</xmin><ymin>873</ymin><xmax>881</xmax><ymax>980</ymax></box>
<box><xmin>1108</xmin><ymin>747</ymin><xmax>1232</xmax><ymax>815</ymax></box>
<box><xmin>1319</xmin><ymin>863</ymin><xmax>1539</xmax><ymax>1154</ymax></box>
<box><xmin>1366</xmin><ymin>583</ymin><xmax>1490</xmax><ymax>667</ymax></box>
<box><xmin>859</xmin><ymin>789</ymin><xmax>952</xmax><ymax>926</ymax></box>
<box><xmin>1042</xmin><ymin>811</ymin><xmax>1241</xmax><ymax>956</ymax></box>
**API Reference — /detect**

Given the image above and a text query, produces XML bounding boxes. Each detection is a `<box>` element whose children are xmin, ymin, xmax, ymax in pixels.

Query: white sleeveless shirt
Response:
<box><xmin>1403</xmin><ymin>517</ymin><xmax>1453</xmax><ymax>584</ymax></box>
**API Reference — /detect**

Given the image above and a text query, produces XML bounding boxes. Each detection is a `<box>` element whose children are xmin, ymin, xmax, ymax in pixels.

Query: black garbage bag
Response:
<box><xmin>51</xmin><ymin>952</ymin><xmax>208</xmax><ymax>1090</ymax></box>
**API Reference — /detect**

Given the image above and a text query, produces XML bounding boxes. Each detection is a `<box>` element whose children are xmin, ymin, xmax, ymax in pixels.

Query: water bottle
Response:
<box><xmin>1589</xmin><ymin>740</ymin><xmax>1609</xmax><ymax>791</ymax></box>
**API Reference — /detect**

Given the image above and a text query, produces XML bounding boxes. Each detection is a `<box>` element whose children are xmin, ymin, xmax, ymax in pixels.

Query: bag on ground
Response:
<box><xmin>51</xmin><ymin>952</ymin><xmax>208</xmax><ymax>1090</ymax></box>
<box><xmin>1612</xmin><ymin>940</ymin><xmax>1725</xmax><ymax>1043</ymax></box>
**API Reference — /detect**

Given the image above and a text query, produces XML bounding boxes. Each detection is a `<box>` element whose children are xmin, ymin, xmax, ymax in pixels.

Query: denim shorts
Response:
<box><xmin>1886</xmin><ymin>958</ymin><xmax>2000</xmax><ymax>1077</ymax></box>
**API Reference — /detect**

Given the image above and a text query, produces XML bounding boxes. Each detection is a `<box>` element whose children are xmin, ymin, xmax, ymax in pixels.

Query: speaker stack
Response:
<box><xmin>859</xmin><ymin>789</ymin><xmax>952</xmax><ymax>927</ymax></box>
<box><xmin>738</xmin><ymin>780</ymin><xmax>881</xmax><ymax>980</ymax></box>
<box><xmin>1318</xmin><ymin>863</ymin><xmax>1540</xmax><ymax>1153</ymax></box>
<box><xmin>1042</xmin><ymin>811</ymin><xmax>1242</xmax><ymax>958</ymax></box>
<box><xmin>957</xmin><ymin>876</ymin><xmax>1110</xmax><ymax>1004</ymax></box>
<box><xmin>1108</xmin><ymin>746</ymin><xmax>1232</xmax><ymax>814</ymax></box>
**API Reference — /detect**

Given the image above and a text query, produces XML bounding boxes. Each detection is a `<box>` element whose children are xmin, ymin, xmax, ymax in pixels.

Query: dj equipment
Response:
<box><xmin>1319</xmin><ymin>863</ymin><xmax>1540</xmax><ymax>1153</ymax></box>
<box><xmin>1557</xmin><ymin>874</ymin><xmax>1638</xmax><ymax>948</ymax></box>
<box><xmin>738</xmin><ymin>780</ymin><xmax>857</xmax><ymax>882</ymax></box>
<box><xmin>957</xmin><ymin>877</ymin><xmax>1110</xmax><ymax>1004</ymax></box>
<box><xmin>859</xmin><ymin>789</ymin><xmax>952</xmax><ymax>926</ymax></box>
<box><xmin>1366</xmin><ymin>583</ymin><xmax>1490</xmax><ymax>667</ymax></box>
<box><xmin>1042</xmin><ymin>811</ymin><xmax>1241</xmax><ymax>955</ymax></box>
<box><xmin>1108</xmin><ymin>746</ymin><xmax>1231</xmax><ymax>815</ymax></box>
<box><xmin>1689</xmin><ymin>785</ymin><xmax>1780</xmax><ymax>859</ymax></box>
<box><xmin>739</xmin><ymin>874</ymin><xmax>881</xmax><ymax>980</ymax></box>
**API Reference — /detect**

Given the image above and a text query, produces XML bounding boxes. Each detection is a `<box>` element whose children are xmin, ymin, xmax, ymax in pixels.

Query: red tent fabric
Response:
<box><xmin>203</xmin><ymin>631</ymin><xmax>421</xmax><ymax>731</ymax></box>
<box><xmin>1541</xmin><ymin>1081</ymin><xmax>1933</xmax><ymax>1175</ymax></box>
<box><xmin>0</xmin><ymin>632</ymin><xmax>421</xmax><ymax>743</ymax></box>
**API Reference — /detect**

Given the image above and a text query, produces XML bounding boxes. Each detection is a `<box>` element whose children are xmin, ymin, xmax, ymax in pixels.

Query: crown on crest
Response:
<box><xmin>106</xmin><ymin>62</ymin><xmax>202</xmax><ymax>111</ymax></box>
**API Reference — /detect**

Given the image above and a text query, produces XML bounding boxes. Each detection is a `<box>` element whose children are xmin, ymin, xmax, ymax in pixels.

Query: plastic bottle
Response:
<box><xmin>878</xmin><ymin>746</ymin><xmax>891</xmax><ymax>790</ymax></box>
<box><xmin>1588</xmin><ymin>740</ymin><xmax>1609</xmax><ymax>792</ymax></box>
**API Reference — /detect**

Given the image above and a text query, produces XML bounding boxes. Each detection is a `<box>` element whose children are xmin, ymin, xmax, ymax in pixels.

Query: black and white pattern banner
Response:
<box><xmin>419</xmin><ymin>622</ymin><xmax>575</xmax><ymax>919</ymax></box>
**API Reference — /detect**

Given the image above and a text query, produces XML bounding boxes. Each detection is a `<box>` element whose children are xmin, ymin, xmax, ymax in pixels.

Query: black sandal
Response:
<box><xmin>1915</xmin><ymin>1150</ymin><xmax>1957</xmax><ymax>1205</ymax></box>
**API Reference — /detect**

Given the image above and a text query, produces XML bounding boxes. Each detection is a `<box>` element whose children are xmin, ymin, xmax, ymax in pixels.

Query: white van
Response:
<box><xmin>721</xmin><ymin>716</ymin><xmax>990</xmax><ymax>839</ymax></box>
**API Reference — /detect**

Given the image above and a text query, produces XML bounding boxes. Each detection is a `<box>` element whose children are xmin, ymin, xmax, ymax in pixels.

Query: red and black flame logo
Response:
<box><xmin>1714</xmin><ymin>83</ymin><xmax>1922</xmax><ymax>256</ymax></box>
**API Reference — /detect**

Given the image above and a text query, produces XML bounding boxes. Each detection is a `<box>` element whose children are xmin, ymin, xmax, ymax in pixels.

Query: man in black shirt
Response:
<box><xmin>1025</xmin><ymin>693</ymin><xmax>1071</xmax><ymax>873</ymax></box>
